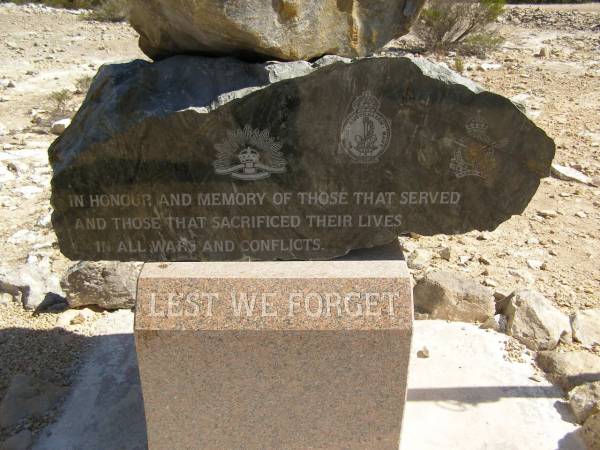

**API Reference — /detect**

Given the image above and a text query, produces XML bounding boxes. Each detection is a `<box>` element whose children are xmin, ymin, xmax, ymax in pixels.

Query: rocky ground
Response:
<box><xmin>0</xmin><ymin>2</ymin><xmax>599</xmax><ymax>449</ymax></box>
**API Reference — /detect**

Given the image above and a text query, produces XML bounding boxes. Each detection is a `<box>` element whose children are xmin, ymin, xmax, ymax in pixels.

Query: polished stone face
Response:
<box><xmin>49</xmin><ymin>55</ymin><xmax>555</xmax><ymax>262</ymax></box>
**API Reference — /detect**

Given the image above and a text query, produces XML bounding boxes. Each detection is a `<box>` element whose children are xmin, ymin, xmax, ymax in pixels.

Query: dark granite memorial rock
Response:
<box><xmin>49</xmin><ymin>55</ymin><xmax>555</xmax><ymax>262</ymax></box>
<box><xmin>128</xmin><ymin>0</ymin><xmax>426</xmax><ymax>61</ymax></box>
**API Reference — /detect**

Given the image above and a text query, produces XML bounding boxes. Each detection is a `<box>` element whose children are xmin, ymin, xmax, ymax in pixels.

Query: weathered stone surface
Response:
<box><xmin>537</xmin><ymin>351</ymin><xmax>600</xmax><ymax>392</ymax></box>
<box><xmin>0</xmin><ymin>374</ymin><xmax>66</xmax><ymax>429</ymax></box>
<box><xmin>49</xmin><ymin>55</ymin><xmax>555</xmax><ymax>262</ymax></box>
<box><xmin>504</xmin><ymin>290</ymin><xmax>570</xmax><ymax>351</ymax></box>
<box><xmin>413</xmin><ymin>271</ymin><xmax>495</xmax><ymax>323</ymax></box>
<box><xmin>60</xmin><ymin>261</ymin><xmax>142</xmax><ymax>310</ymax></box>
<box><xmin>581</xmin><ymin>413</ymin><xmax>600</xmax><ymax>450</ymax></box>
<box><xmin>569</xmin><ymin>381</ymin><xmax>600</xmax><ymax>424</ymax></box>
<box><xmin>0</xmin><ymin>263</ymin><xmax>63</xmax><ymax>310</ymax></box>
<box><xmin>571</xmin><ymin>309</ymin><xmax>600</xmax><ymax>349</ymax></box>
<box><xmin>128</xmin><ymin>0</ymin><xmax>426</xmax><ymax>61</ymax></box>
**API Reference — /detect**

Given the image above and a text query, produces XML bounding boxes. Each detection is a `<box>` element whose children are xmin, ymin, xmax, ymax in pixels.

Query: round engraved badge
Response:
<box><xmin>340</xmin><ymin>91</ymin><xmax>392</xmax><ymax>164</ymax></box>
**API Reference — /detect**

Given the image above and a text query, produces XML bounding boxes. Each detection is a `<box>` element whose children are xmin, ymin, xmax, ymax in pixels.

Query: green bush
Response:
<box><xmin>415</xmin><ymin>0</ymin><xmax>505</xmax><ymax>55</ymax></box>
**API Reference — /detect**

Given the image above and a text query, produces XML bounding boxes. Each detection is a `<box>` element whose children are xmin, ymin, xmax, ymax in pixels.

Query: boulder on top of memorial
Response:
<box><xmin>48</xmin><ymin>55</ymin><xmax>555</xmax><ymax>262</ymax></box>
<box><xmin>128</xmin><ymin>0</ymin><xmax>426</xmax><ymax>61</ymax></box>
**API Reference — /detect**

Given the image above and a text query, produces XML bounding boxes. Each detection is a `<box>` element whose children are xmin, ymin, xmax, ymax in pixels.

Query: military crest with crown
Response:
<box><xmin>450</xmin><ymin>112</ymin><xmax>509</xmax><ymax>179</ymax></box>
<box><xmin>213</xmin><ymin>125</ymin><xmax>287</xmax><ymax>181</ymax></box>
<box><xmin>340</xmin><ymin>90</ymin><xmax>392</xmax><ymax>164</ymax></box>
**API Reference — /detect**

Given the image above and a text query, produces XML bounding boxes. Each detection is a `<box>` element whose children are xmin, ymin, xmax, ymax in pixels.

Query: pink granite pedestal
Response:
<box><xmin>135</xmin><ymin>260</ymin><xmax>413</xmax><ymax>450</ymax></box>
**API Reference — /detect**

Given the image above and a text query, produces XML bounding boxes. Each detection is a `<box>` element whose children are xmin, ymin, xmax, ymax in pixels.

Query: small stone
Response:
<box><xmin>413</xmin><ymin>271</ymin><xmax>495</xmax><ymax>323</ymax></box>
<box><xmin>527</xmin><ymin>259</ymin><xmax>544</xmax><ymax>270</ymax></box>
<box><xmin>50</xmin><ymin>118</ymin><xmax>71</xmax><ymax>135</ymax></box>
<box><xmin>535</xmin><ymin>47</ymin><xmax>548</xmax><ymax>58</ymax></box>
<box><xmin>438</xmin><ymin>246</ymin><xmax>452</xmax><ymax>261</ymax></box>
<box><xmin>537</xmin><ymin>210</ymin><xmax>557</xmax><ymax>218</ymax></box>
<box><xmin>417</xmin><ymin>346</ymin><xmax>430</xmax><ymax>359</ymax></box>
<box><xmin>569</xmin><ymin>381</ymin><xmax>600</xmax><ymax>424</ymax></box>
<box><xmin>479</xmin><ymin>256</ymin><xmax>492</xmax><ymax>266</ymax></box>
<box><xmin>509</xmin><ymin>269</ymin><xmax>535</xmax><ymax>285</ymax></box>
<box><xmin>458</xmin><ymin>255</ymin><xmax>472</xmax><ymax>265</ymax></box>
<box><xmin>504</xmin><ymin>290</ymin><xmax>570</xmax><ymax>351</ymax></box>
<box><xmin>407</xmin><ymin>249</ymin><xmax>432</xmax><ymax>271</ymax></box>
<box><xmin>526</xmin><ymin>237</ymin><xmax>540</xmax><ymax>245</ymax></box>
<box><xmin>575</xmin><ymin>211</ymin><xmax>587</xmax><ymax>218</ymax></box>
<box><xmin>482</xmin><ymin>278</ymin><xmax>497</xmax><ymax>288</ymax></box>
<box><xmin>61</xmin><ymin>261</ymin><xmax>143</xmax><ymax>310</ymax></box>
<box><xmin>571</xmin><ymin>309</ymin><xmax>600</xmax><ymax>348</ymax></box>
<box><xmin>551</xmin><ymin>163</ymin><xmax>591</xmax><ymax>185</ymax></box>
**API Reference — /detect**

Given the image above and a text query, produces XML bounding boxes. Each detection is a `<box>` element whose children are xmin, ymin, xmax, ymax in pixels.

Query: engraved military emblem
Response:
<box><xmin>213</xmin><ymin>125</ymin><xmax>287</xmax><ymax>181</ymax></box>
<box><xmin>340</xmin><ymin>90</ymin><xmax>392</xmax><ymax>164</ymax></box>
<box><xmin>449</xmin><ymin>112</ymin><xmax>509</xmax><ymax>179</ymax></box>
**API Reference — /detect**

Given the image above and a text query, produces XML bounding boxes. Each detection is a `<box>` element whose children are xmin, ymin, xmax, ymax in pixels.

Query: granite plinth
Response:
<box><xmin>134</xmin><ymin>259</ymin><xmax>413</xmax><ymax>450</ymax></box>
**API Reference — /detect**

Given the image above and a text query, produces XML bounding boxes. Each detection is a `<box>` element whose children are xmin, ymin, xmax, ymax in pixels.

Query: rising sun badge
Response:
<box><xmin>213</xmin><ymin>125</ymin><xmax>287</xmax><ymax>181</ymax></box>
<box><xmin>340</xmin><ymin>90</ymin><xmax>392</xmax><ymax>164</ymax></box>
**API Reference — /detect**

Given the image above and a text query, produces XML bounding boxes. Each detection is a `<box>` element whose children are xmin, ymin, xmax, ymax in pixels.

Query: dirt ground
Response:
<box><xmin>0</xmin><ymin>0</ymin><xmax>598</xmax><ymax>440</ymax></box>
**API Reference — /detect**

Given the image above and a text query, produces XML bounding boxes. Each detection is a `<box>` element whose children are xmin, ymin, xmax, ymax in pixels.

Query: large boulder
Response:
<box><xmin>413</xmin><ymin>271</ymin><xmax>495</xmax><ymax>323</ymax></box>
<box><xmin>569</xmin><ymin>381</ymin><xmax>600</xmax><ymax>424</ymax></box>
<box><xmin>504</xmin><ymin>290</ymin><xmax>570</xmax><ymax>351</ymax></box>
<box><xmin>61</xmin><ymin>261</ymin><xmax>143</xmax><ymax>310</ymax></box>
<box><xmin>571</xmin><ymin>309</ymin><xmax>600</xmax><ymax>349</ymax></box>
<box><xmin>49</xmin><ymin>55</ymin><xmax>555</xmax><ymax>262</ymax></box>
<box><xmin>537</xmin><ymin>351</ymin><xmax>600</xmax><ymax>392</ymax></box>
<box><xmin>128</xmin><ymin>0</ymin><xmax>426</xmax><ymax>61</ymax></box>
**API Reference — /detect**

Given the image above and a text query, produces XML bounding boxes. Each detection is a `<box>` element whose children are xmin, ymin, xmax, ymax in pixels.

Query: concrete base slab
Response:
<box><xmin>402</xmin><ymin>321</ymin><xmax>585</xmax><ymax>450</ymax></box>
<box><xmin>34</xmin><ymin>316</ymin><xmax>585</xmax><ymax>450</ymax></box>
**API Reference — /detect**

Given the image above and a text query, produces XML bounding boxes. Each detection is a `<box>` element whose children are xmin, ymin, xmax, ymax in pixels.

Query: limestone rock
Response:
<box><xmin>569</xmin><ymin>381</ymin><xmax>600</xmax><ymax>424</ymax></box>
<box><xmin>504</xmin><ymin>290</ymin><xmax>570</xmax><ymax>351</ymax></box>
<box><xmin>571</xmin><ymin>309</ymin><xmax>600</xmax><ymax>349</ymax></box>
<box><xmin>0</xmin><ymin>262</ymin><xmax>63</xmax><ymax>310</ymax></box>
<box><xmin>60</xmin><ymin>261</ymin><xmax>143</xmax><ymax>310</ymax></box>
<box><xmin>551</xmin><ymin>163</ymin><xmax>591</xmax><ymax>185</ymax></box>
<box><xmin>50</xmin><ymin>118</ymin><xmax>70</xmax><ymax>135</ymax></box>
<box><xmin>0</xmin><ymin>374</ymin><xmax>66</xmax><ymax>429</ymax></box>
<box><xmin>413</xmin><ymin>271</ymin><xmax>495</xmax><ymax>323</ymax></box>
<box><xmin>407</xmin><ymin>249</ymin><xmax>432</xmax><ymax>270</ymax></box>
<box><xmin>537</xmin><ymin>351</ymin><xmax>600</xmax><ymax>392</ymax></box>
<box><xmin>49</xmin><ymin>55</ymin><xmax>555</xmax><ymax>262</ymax></box>
<box><xmin>581</xmin><ymin>413</ymin><xmax>600</xmax><ymax>450</ymax></box>
<box><xmin>128</xmin><ymin>0</ymin><xmax>426</xmax><ymax>61</ymax></box>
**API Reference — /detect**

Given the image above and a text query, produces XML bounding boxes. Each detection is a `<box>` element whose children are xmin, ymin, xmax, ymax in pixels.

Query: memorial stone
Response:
<box><xmin>135</xmin><ymin>258</ymin><xmax>413</xmax><ymax>450</ymax></box>
<box><xmin>49</xmin><ymin>55</ymin><xmax>555</xmax><ymax>262</ymax></box>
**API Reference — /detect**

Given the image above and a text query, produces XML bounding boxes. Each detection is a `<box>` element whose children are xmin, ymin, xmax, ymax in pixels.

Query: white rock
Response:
<box><xmin>571</xmin><ymin>309</ymin><xmax>600</xmax><ymax>348</ymax></box>
<box><xmin>504</xmin><ymin>290</ymin><xmax>571</xmax><ymax>351</ymax></box>
<box><xmin>527</xmin><ymin>259</ymin><xmax>544</xmax><ymax>270</ymax></box>
<box><xmin>551</xmin><ymin>163</ymin><xmax>591</xmax><ymax>185</ymax></box>
<box><xmin>7</xmin><ymin>229</ymin><xmax>39</xmax><ymax>245</ymax></box>
<box><xmin>407</xmin><ymin>249</ymin><xmax>432</xmax><ymax>270</ymax></box>
<box><xmin>0</xmin><ymin>122</ymin><xmax>7</xmax><ymax>136</ymax></box>
<box><xmin>569</xmin><ymin>381</ymin><xmax>600</xmax><ymax>424</ymax></box>
<box><xmin>50</xmin><ymin>118</ymin><xmax>71</xmax><ymax>135</ymax></box>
